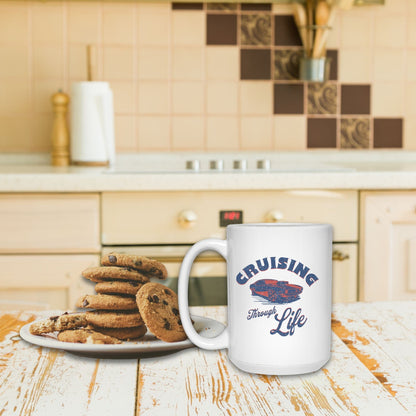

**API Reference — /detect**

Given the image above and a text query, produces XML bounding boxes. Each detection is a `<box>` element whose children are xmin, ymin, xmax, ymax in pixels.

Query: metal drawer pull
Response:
<box><xmin>332</xmin><ymin>250</ymin><xmax>350</xmax><ymax>261</ymax></box>
<box><xmin>265</xmin><ymin>210</ymin><xmax>284</xmax><ymax>223</ymax></box>
<box><xmin>178</xmin><ymin>210</ymin><xmax>198</xmax><ymax>229</ymax></box>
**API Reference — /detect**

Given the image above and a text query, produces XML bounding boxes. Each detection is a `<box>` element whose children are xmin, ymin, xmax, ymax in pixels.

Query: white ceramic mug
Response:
<box><xmin>178</xmin><ymin>223</ymin><xmax>333</xmax><ymax>375</ymax></box>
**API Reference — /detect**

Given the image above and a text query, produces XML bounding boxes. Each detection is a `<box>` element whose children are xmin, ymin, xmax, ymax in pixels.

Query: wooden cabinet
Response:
<box><xmin>360</xmin><ymin>191</ymin><xmax>416</xmax><ymax>301</ymax></box>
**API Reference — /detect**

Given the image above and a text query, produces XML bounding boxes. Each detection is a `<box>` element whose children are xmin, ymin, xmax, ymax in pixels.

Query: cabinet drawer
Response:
<box><xmin>0</xmin><ymin>254</ymin><xmax>98</xmax><ymax>309</ymax></box>
<box><xmin>102</xmin><ymin>190</ymin><xmax>358</xmax><ymax>244</ymax></box>
<box><xmin>0</xmin><ymin>194</ymin><xmax>100</xmax><ymax>253</ymax></box>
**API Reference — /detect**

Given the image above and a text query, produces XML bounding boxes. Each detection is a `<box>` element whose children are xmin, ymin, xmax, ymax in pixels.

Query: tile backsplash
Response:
<box><xmin>0</xmin><ymin>0</ymin><xmax>414</xmax><ymax>153</ymax></box>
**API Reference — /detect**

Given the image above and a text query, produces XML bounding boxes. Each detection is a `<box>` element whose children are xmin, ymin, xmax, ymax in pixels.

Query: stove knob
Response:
<box><xmin>265</xmin><ymin>210</ymin><xmax>284</xmax><ymax>223</ymax></box>
<box><xmin>209</xmin><ymin>160</ymin><xmax>224</xmax><ymax>171</ymax></box>
<box><xmin>257</xmin><ymin>159</ymin><xmax>271</xmax><ymax>170</ymax></box>
<box><xmin>186</xmin><ymin>160</ymin><xmax>200</xmax><ymax>172</ymax></box>
<box><xmin>178</xmin><ymin>210</ymin><xmax>198</xmax><ymax>228</ymax></box>
<box><xmin>233</xmin><ymin>159</ymin><xmax>247</xmax><ymax>171</ymax></box>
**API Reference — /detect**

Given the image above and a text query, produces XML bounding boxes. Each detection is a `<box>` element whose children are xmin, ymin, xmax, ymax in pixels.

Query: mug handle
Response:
<box><xmin>178</xmin><ymin>238</ymin><xmax>229</xmax><ymax>350</ymax></box>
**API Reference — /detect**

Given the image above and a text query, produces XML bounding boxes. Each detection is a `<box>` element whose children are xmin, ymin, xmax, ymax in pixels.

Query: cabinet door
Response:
<box><xmin>0</xmin><ymin>194</ymin><xmax>100</xmax><ymax>253</ymax></box>
<box><xmin>360</xmin><ymin>191</ymin><xmax>416</xmax><ymax>301</ymax></box>
<box><xmin>333</xmin><ymin>243</ymin><xmax>357</xmax><ymax>303</ymax></box>
<box><xmin>0</xmin><ymin>255</ymin><xmax>98</xmax><ymax>309</ymax></box>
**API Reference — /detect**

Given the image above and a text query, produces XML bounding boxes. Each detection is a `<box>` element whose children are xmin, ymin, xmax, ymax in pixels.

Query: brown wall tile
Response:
<box><xmin>341</xmin><ymin>118</ymin><xmax>370</xmax><ymax>149</ymax></box>
<box><xmin>327</xmin><ymin>50</ymin><xmax>338</xmax><ymax>81</ymax></box>
<box><xmin>274</xmin><ymin>15</ymin><xmax>302</xmax><ymax>46</ymax></box>
<box><xmin>274</xmin><ymin>83</ymin><xmax>304</xmax><ymax>114</ymax></box>
<box><xmin>341</xmin><ymin>84</ymin><xmax>371</xmax><ymax>115</ymax></box>
<box><xmin>172</xmin><ymin>3</ymin><xmax>203</xmax><ymax>10</ymax></box>
<box><xmin>373</xmin><ymin>118</ymin><xmax>403</xmax><ymax>148</ymax></box>
<box><xmin>307</xmin><ymin>118</ymin><xmax>337</xmax><ymax>148</ymax></box>
<box><xmin>241</xmin><ymin>49</ymin><xmax>271</xmax><ymax>80</ymax></box>
<box><xmin>207</xmin><ymin>14</ymin><xmax>237</xmax><ymax>45</ymax></box>
<box><xmin>241</xmin><ymin>3</ymin><xmax>272</xmax><ymax>11</ymax></box>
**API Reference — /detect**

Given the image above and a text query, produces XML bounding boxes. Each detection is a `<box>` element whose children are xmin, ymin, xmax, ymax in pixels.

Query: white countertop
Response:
<box><xmin>1</xmin><ymin>151</ymin><xmax>416</xmax><ymax>192</ymax></box>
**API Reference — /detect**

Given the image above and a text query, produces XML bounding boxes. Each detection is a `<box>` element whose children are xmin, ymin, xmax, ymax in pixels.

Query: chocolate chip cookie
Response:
<box><xmin>88</xmin><ymin>325</ymin><xmax>147</xmax><ymax>341</ymax></box>
<box><xmin>95</xmin><ymin>281</ymin><xmax>143</xmax><ymax>297</ymax></box>
<box><xmin>57</xmin><ymin>329</ymin><xmax>121</xmax><ymax>344</ymax></box>
<box><xmin>82</xmin><ymin>266</ymin><xmax>150</xmax><ymax>283</ymax></box>
<box><xmin>76</xmin><ymin>294</ymin><xmax>138</xmax><ymax>311</ymax></box>
<box><xmin>30</xmin><ymin>312</ymin><xmax>87</xmax><ymax>335</ymax></box>
<box><xmin>102</xmin><ymin>253</ymin><xmax>168</xmax><ymax>280</ymax></box>
<box><xmin>86</xmin><ymin>311</ymin><xmax>144</xmax><ymax>328</ymax></box>
<box><xmin>136</xmin><ymin>283</ymin><xmax>186</xmax><ymax>342</ymax></box>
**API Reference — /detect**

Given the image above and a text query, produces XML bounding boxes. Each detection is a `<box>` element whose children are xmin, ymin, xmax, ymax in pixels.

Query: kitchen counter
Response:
<box><xmin>1</xmin><ymin>302</ymin><xmax>415</xmax><ymax>415</ymax></box>
<box><xmin>1</xmin><ymin>151</ymin><xmax>416</xmax><ymax>192</ymax></box>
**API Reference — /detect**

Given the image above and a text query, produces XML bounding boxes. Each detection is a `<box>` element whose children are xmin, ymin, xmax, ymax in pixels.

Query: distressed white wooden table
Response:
<box><xmin>0</xmin><ymin>302</ymin><xmax>415</xmax><ymax>415</ymax></box>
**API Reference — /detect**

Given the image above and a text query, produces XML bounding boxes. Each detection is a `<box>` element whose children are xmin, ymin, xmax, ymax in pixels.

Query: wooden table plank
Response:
<box><xmin>333</xmin><ymin>301</ymin><xmax>416</xmax><ymax>414</ymax></box>
<box><xmin>0</xmin><ymin>311</ymin><xmax>138</xmax><ymax>416</ymax></box>
<box><xmin>137</xmin><ymin>306</ymin><xmax>412</xmax><ymax>416</ymax></box>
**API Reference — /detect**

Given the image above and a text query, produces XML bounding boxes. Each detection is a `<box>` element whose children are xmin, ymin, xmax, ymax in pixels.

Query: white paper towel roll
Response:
<box><xmin>70</xmin><ymin>82</ymin><xmax>115</xmax><ymax>166</ymax></box>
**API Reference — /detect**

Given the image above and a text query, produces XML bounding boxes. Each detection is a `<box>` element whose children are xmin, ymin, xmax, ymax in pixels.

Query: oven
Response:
<box><xmin>101</xmin><ymin>187</ymin><xmax>359</xmax><ymax>304</ymax></box>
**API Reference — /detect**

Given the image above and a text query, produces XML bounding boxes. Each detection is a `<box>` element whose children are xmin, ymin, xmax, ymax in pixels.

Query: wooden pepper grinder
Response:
<box><xmin>51</xmin><ymin>90</ymin><xmax>70</xmax><ymax>166</ymax></box>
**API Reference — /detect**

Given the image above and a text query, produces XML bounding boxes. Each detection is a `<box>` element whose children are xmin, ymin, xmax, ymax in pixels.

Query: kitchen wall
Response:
<box><xmin>0</xmin><ymin>0</ymin><xmax>414</xmax><ymax>152</ymax></box>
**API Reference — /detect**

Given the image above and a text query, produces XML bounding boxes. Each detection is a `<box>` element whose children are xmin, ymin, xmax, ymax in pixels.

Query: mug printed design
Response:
<box><xmin>250</xmin><ymin>279</ymin><xmax>303</xmax><ymax>304</ymax></box>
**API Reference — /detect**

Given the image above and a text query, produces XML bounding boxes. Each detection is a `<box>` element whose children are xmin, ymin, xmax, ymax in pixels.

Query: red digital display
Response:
<box><xmin>220</xmin><ymin>210</ymin><xmax>243</xmax><ymax>227</ymax></box>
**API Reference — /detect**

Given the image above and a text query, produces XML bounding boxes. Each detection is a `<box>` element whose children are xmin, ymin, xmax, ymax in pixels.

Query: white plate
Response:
<box><xmin>20</xmin><ymin>315</ymin><xmax>224</xmax><ymax>357</ymax></box>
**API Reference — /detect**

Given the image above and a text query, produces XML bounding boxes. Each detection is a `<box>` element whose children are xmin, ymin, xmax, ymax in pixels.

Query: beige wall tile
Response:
<box><xmin>111</xmin><ymin>81</ymin><xmax>135</xmax><ymax>114</ymax></box>
<box><xmin>206</xmin><ymin>116</ymin><xmax>239</xmax><ymax>150</ymax></box>
<box><xmin>373</xmin><ymin>48</ymin><xmax>405</xmax><ymax>82</ymax></box>
<box><xmin>137</xmin><ymin>11</ymin><xmax>170</xmax><ymax>46</ymax></box>
<box><xmin>326</xmin><ymin>14</ymin><xmax>341</xmax><ymax>49</ymax></box>
<box><xmin>241</xmin><ymin>116</ymin><xmax>273</xmax><ymax>150</ymax></box>
<box><xmin>0</xmin><ymin>45</ymin><xmax>29</xmax><ymax>78</ymax></box>
<box><xmin>374</xmin><ymin>16</ymin><xmax>406</xmax><ymax>48</ymax></box>
<box><xmin>408</xmin><ymin>19</ymin><xmax>416</xmax><ymax>48</ymax></box>
<box><xmin>272</xmin><ymin>4</ymin><xmax>295</xmax><ymax>15</ymax></box>
<box><xmin>34</xmin><ymin>80</ymin><xmax>63</xmax><ymax>114</ymax></box>
<box><xmin>274</xmin><ymin>115</ymin><xmax>307</xmax><ymax>150</ymax></box>
<box><xmin>405</xmin><ymin>83</ymin><xmax>416</xmax><ymax>116</ymax></box>
<box><xmin>172</xmin><ymin>47</ymin><xmax>204</xmax><ymax>81</ymax></box>
<box><xmin>138</xmin><ymin>47</ymin><xmax>170</xmax><ymax>80</ymax></box>
<box><xmin>0</xmin><ymin>80</ymin><xmax>30</xmax><ymax>115</ymax></box>
<box><xmin>33</xmin><ymin>45</ymin><xmax>64</xmax><ymax>80</ymax></box>
<box><xmin>206</xmin><ymin>46</ymin><xmax>239</xmax><ymax>81</ymax></box>
<box><xmin>172</xmin><ymin>81</ymin><xmax>204</xmax><ymax>114</ymax></box>
<box><xmin>138</xmin><ymin>81</ymin><xmax>169</xmax><ymax>115</ymax></box>
<box><xmin>102</xmin><ymin>4</ymin><xmax>135</xmax><ymax>45</ymax></box>
<box><xmin>103</xmin><ymin>46</ymin><xmax>134</xmax><ymax>81</ymax></box>
<box><xmin>372</xmin><ymin>82</ymin><xmax>404</xmax><ymax>117</ymax></box>
<box><xmin>340</xmin><ymin>15</ymin><xmax>372</xmax><ymax>48</ymax></box>
<box><xmin>137</xmin><ymin>3</ymin><xmax>170</xmax><ymax>14</ymax></box>
<box><xmin>406</xmin><ymin>50</ymin><xmax>416</xmax><ymax>82</ymax></box>
<box><xmin>375</xmin><ymin>0</ymin><xmax>407</xmax><ymax>16</ymax></box>
<box><xmin>339</xmin><ymin>48</ymin><xmax>372</xmax><ymax>83</ymax></box>
<box><xmin>0</xmin><ymin>3</ymin><xmax>29</xmax><ymax>45</ymax></box>
<box><xmin>404</xmin><ymin>118</ymin><xmax>416</xmax><ymax>150</ymax></box>
<box><xmin>68</xmin><ymin>45</ymin><xmax>90</xmax><ymax>80</ymax></box>
<box><xmin>0</xmin><ymin>117</ymin><xmax>32</xmax><ymax>152</ymax></box>
<box><xmin>32</xmin><ymin>3</ymin><xmax>64</xmax><ymax>45</ymax></box>
<box><xmin>206</xmin><ymin>81</ymin><xmax>238</xmax><ymax>115</ymax></box>
<box><xmin>240</xmin><ymin>81</ymin><xmax>273</xmax><ymax>115</ymax></box>
<box><xmin>172</xmin><ymin>116</ymin><xmax>204</xmax><ymax>150</ymax></box>
<box><xmin>67</xmin><ymin>2</ymin><xmax>100</xmax><ymax>44</ymax></box>
<box><xmin>33</xmin><ymin>114</ymin><xmax>53</xmax><ymax>151</ymax></box>
<box><xmin>114</xmin><ymin>115</ymin><xmax>137</xmax><ymax>151</ymax></box>
<box><xmin>172</xmin><ymin>12</ymin><xmax>205</xmax><ymax>46</ymax></box>
<box><xmin>137</xmin><ymin>116</ymin><xmax>171</xmax><ymax>151</ymax></box>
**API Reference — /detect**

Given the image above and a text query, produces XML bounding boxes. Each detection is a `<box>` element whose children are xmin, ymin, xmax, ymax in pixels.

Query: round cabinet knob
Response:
<box><xmin>265</xmin><ymin>210</ymin><xmax>284</xmax><ymax>223</ymax></box>
<box><xmin>178</xmin><ymin>210</ymin><xmax>198</xmax><ymax>228</ymax></box>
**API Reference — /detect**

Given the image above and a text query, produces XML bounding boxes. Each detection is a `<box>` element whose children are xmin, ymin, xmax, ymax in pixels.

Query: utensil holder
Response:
<box><xmin>299</xmin><ymin>57</ymin><xmax>331</xmax><ymax>83</ymax></box>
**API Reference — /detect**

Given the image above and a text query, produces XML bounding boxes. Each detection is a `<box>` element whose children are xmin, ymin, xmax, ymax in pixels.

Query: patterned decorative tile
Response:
<box><xmin>241</xmin><ymin>14</ymin><xmax>271</xmax><ymax>46</ymax></box>
<box><xmin>241</xmin><ymin>3</ymin><xmax>272</xmax><ymax>11</ymax></box>
<box><xmin>172</xmin><ymin>3</ymin><xmax>203</xmax><ymax>10</ymax></box>
<box><xmin>274</xmin><ymin>83</ymin><xmax>304</xmax><ymax>114</ymax></box>
<box><xmin>308</xmin><ymin>83</ymin><xmax>337</xmax><ymax>115</ymax></box>
<box><xmin>207</xmin><ymin>3</ymin><xmax>238</xmax><ymax>11</ymax></box>
<box><xmin>373</xmin><ymin>118</ymin><xmax>403</xmax><ymax>148</ymax></box>
<box><xmin>273</xmin><ymin>49</ymin><xmax>302</xmax><ymax>80</ymax></box>
<box><xmin>340</xmin><ymin>118</ymin><xmax>370</xmax><ymax>149</ymax></box>
<box><xmin>341</xmin><ymin>84</ymin><xmax>371</xmax><ymax>114</ymax></box>
<box><xmin>241</xmin><ymin>49</ymin><xmax>271</xmax><ymax>80</ymax></box>
<box><xmin>207</xmin><ymin>14</ymin><xmax>237</xmax><ymax>45</ymax></box>
<box><xmin>307</xmin><ymin>118</ymin><xmax>337</xmax><ymax>148</ymax></box>
<box><xmin>274</xmin><ymin>15</ymin><xmax>302</xmax><ymax>46</ymax></box>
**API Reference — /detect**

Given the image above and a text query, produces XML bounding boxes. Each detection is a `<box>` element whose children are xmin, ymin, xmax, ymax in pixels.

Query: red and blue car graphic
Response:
<box><xmin>250</xmin><ymin>279</ymin><xmax>303</xmax><ymax>304</ymax></box>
